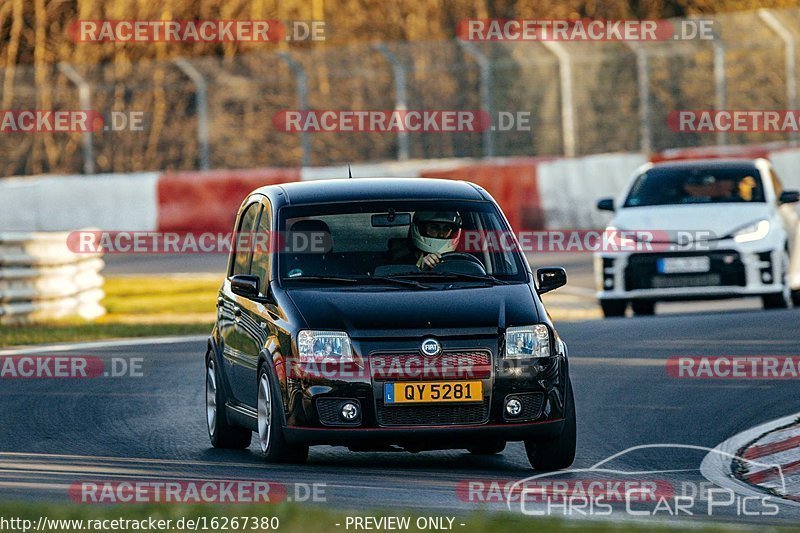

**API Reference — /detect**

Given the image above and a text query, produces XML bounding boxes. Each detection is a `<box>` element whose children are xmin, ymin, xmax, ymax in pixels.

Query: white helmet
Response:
<box><xmin>411</xmin><ymin>211</ymin><xmax>462</xmax><ymax>254</ymax></box>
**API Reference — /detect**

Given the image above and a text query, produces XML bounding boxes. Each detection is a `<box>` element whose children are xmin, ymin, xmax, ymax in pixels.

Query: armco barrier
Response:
<box><xmin>0</xmin><ymin>231</ymin><xmax>104</xmax><ymax>324</ymax></box>
<box><xmin>157</xmin><ymin>168</ymin><xmax>301</xmax><ymax>232</ymax></box>
<box><xmin>0</xmin><ymin>173</ymin><xmax>159</xmax><ymax>232</ymax></box>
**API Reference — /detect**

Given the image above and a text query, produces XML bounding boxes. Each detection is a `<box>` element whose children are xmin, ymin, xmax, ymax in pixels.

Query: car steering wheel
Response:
<box><xmin>433</xmin><ymin>252</ymin><xmax>488</xmax><ymax>275</ymax></box>
<box><xmin>439</xmin><ymin>252</ymin><xmax>484</xmax><ymax>266</ymax></box>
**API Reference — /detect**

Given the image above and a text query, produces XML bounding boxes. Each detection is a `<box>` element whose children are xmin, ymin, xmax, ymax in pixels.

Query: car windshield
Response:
<box><xmin>623</xmin><ymin>166</ymin><xmax>766</xmax><ymax>207</ymax></box>
<box><xmin>277</xmin><ymin>200</ymin><xmax>528</xmax><ymax>285</ymax></box>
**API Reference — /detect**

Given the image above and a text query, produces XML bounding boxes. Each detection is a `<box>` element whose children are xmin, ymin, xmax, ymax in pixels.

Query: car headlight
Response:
<box><xmin>297</xmin><ymin>330</ymin><xmax>354</xmax><ymax>363</ymax></box>
<box><xmin>505</xmin><ymin>325</ymin><xmax>551</xmax><ymax>358</ymax></box>
<box><xmin>732</xmin><ymin>219</ymin><xmax>770</xmax><ymax>243</ymax></box>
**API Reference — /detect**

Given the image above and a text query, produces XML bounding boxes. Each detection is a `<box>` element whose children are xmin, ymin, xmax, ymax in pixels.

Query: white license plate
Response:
<box><xmin>657</xmin><ymin>257</ymin><xmax>710</xmax><ymax>274</ymax></box>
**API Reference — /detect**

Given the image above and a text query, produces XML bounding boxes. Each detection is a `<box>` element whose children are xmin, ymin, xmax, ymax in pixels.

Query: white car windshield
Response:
<box><xmin>624</xmin><ymin>167</ymin><xmax>766</xmax><ymax>207</ymax></box>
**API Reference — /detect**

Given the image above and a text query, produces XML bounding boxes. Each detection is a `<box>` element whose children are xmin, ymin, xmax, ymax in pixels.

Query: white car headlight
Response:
<box><xmin>732</xmin><ymin>219</ymin><xmax>770</xmax><ymax>243</ymax></box>
<box><xmin>297</xmin><ymin>330</ymin><xmax>353</xmax><ymax>363</ymax></box>
<box><xmin>505</xmin><ymin>325</ymin><xmax>551</xmax><ymax>358</ymax></box>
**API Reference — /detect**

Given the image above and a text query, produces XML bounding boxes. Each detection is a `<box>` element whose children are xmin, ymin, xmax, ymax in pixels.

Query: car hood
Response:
<box><xmin>611</xmin><ymin>203</ymin><xmax>771</xmax><ymax>239</ymax></box>
<box><xmin>286</xmin><ymin>284</ymin><xmax>538</xmax><ymax>338</ymax></box>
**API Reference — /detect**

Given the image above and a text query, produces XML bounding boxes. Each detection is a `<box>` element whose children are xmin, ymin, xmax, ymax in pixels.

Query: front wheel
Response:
<box><xmin>257</xmin><ymin>366</ymin><xmax>308</xmax><ymax>463</ymax></box>
<box><xmin>631</xmin><ymin>300</ymin><xmax>655</xmax><ymax>316</ymax></box>
<box><xmin>525</xmin><ymin>380</ymin><xmax>576</xmax><ymax>471</ymax></box>
<box><xmin>762</xmin><ymin>250</ymin><xmax>792</xmax><ymax>309</ymax></box>
<box><xmin>600</xmin><ymin>299</ymin><xmax>627</xmax><ymax>318</ymax></box>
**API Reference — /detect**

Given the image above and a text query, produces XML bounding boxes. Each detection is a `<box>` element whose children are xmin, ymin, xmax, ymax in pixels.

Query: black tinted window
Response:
<box><xmin>624</xmin><ymin>167</ymin><xmax>765</xmax><ymax>207</ymax></box>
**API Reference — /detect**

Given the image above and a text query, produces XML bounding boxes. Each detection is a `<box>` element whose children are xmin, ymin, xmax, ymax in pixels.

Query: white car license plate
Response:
<box><xmin>657</xmin><ymin>256</ymin><xmax>710</xmax><ymax>274</ymax></box>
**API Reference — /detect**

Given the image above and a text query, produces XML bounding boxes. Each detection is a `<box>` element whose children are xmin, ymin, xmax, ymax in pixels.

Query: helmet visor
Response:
<box><xmin>417</xmin><ymin>220</ymin><xmax>459</xmax><ymax>239</ymax></box>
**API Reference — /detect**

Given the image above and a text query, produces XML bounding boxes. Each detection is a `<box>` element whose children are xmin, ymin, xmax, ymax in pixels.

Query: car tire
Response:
<box><xmin>792</xmin><ymin>290</ymin><xmax>800</xmax><ymax>307</ymax></box>
<box><xmin>257</xmin><ymin>365</ymin><xmax>309</xmax><ymax>464</ymax></box>
<box><xmin>762</xmin><ymin>250</ymin><xmax>792</xmax><ymax>310</ymax></box>
<box><xmin>467</xmin><ymin>442</ymin><xmax>506</xmax><ymax>455</ymax></box>
<box><xmin>525</xmin><ymin>380</ymin><xmax>576</xmax><ymax>471</ymax></box>
<box><xmin>600</xmin><ymin>299</ymin><xmax>627</xmax><ymax>318</ymax></box>
<box><xmin>206</xmin><ymin>355</ymin><xmax>252</xmax><ymax>449</ymax></box>
<box><xmin>631</xmin><ymin>300</ymin><xmax>656</xmax><ymax>316</ymax></box>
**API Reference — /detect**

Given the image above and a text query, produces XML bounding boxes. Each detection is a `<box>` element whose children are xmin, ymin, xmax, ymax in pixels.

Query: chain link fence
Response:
<box><xmin>2</xmin><ymin>8</ymin><xmax>800</xmax><ymax>177</ymax></box>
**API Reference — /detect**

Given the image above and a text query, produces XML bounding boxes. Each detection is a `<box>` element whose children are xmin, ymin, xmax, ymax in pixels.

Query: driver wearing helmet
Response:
<box><xmin>390</xmin><ymin>211</ymin><xmax>463</xmax><ymax>270</ymax></box>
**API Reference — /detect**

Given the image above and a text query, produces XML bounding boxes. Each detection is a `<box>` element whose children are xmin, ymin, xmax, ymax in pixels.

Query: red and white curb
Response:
<box><xmin>701</xmin><ymin>413</ymin><xmax>800</xmax><ymax>506</ymax></box>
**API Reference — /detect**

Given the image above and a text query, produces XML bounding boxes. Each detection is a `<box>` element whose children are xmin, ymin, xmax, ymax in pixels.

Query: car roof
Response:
<box><xmin>648</xmin><ymin>158</ymin><xmax>763</xmax><ymax>171</ymax></box>
<box><xmin>255</xmin><ymin>177</ymin><xmax>488</xmax><ymax>205</ymax></box>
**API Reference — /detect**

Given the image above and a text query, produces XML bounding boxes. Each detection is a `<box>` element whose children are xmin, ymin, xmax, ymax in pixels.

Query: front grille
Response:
<box><xmin>625</xmin><ymin>251</ymin><xmax>745</xmax><ymax>291</ymax></box>
<box><xmin>370</xmin><ymin>350</ymin><xmax>492</xmax><ymax>381</ymax></box>
<box><xmin>505</xmin><ymin>392</ymin><xmax>545</xmax><ymax>422</ymax></box>
<box><xmin>376</xmin><ymin>398</ymin><xmax>490</xmax><ymax>427</ymax></box>
<box><xmin>316</xmin><ymin>398</ymin><xmax>361</xmax><ymax>427</ymax></box>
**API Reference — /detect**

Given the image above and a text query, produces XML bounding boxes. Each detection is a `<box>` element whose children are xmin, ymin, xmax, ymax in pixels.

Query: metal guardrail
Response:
<box><xmin>0</xmin><ymin>231</ymin><xmax>104</xmax><ymax>324</ymax></box>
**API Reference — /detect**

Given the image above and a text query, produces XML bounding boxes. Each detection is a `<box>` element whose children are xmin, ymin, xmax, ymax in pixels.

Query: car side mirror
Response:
<box><xmin>230</xmin><ymin>274</ymin><xmax>260</xmax><ymax>299</ymax></box>
<box><xmin>779</xmin><ymin>190</ymin><xmax>800</xmax><ymax>204</ymax></box>
<box><xmin>536</xmin><ymin>267</ymin><xmax>567</xmax><ymax>295</ymax></box>
<box><xmin>596</xmin><ymin>198</ymin><xmax>615</xmax><ymax>212</ymax></box>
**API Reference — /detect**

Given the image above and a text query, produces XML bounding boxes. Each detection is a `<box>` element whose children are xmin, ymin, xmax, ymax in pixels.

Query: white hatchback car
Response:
<box><xmin>594</xmin><ymin>158</ymin><xmax>800</xmax><ymax>317</ymax></box>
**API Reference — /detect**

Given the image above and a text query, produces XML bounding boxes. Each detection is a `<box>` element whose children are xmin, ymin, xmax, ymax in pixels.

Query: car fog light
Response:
<box><xmin>505</xmin><ymin>397</ymin><xmax>522</xmax><ymax>417</ymax></box>
<box><xmin>341</xmin><ymin>402</ymin><xmax>359</xmax><ymax>421</ymax></box>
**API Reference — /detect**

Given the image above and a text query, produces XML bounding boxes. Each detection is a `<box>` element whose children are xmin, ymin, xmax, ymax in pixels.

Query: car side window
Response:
<box><xmin>250</xmin><ymin>201</ymin><xmax>272</xmax><ymax>293</ymax></box>
<box><xmin>231</xmin><ymin>202</ymin><xmax>261</xmax><ymax>277</ymax></box>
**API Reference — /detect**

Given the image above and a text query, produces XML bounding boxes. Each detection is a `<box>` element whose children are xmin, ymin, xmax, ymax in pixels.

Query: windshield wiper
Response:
<box><xmin>368</xmin><ymin>275</ymin><xmax>435</xmax><ymax>290</ymax></box>
<box><xmin>283</xmin><ymin>275</ymin><xmax>359</xmax><ymax>284</ymax></box>
<box><xmin>389</xmin><ymin>272</ymin><xmax>510</xmax><ymax>285</ymax></box>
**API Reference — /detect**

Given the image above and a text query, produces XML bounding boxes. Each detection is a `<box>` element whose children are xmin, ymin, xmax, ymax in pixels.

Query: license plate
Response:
<box><xmin>657</xmin><ymin>257</ymin><xmax>710</xmax><ymax>274</ymax></box>
<box><xmin>384</xmin><ymin>381</ymin><xmax>482</xmax><ymax>404</ymax></box>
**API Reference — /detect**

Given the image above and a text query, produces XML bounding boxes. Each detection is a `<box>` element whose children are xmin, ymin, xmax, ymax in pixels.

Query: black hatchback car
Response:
<box><xmin>205</xmin><ymin>178</ymin><xmax>576</xmax><ymax>469</ymax></box>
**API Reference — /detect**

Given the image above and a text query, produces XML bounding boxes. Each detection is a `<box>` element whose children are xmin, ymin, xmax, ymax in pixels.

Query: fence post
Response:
<box><xmin>625</xmin><ymin>43</ymin><xmax>652</xmax><ymax>154</ymax></box>
<box><xmin>541</xmin><ymin>41</ymin><xmax>577</xmax><ymax>157</ymax></box>
<box><xmin>712</xmin><ymin>33</ymin><xmax>728</xmax><ymax>146</ymax></box>
<box><xmin>58</xmin><ymin>62</ymin><xmax>94</xmax><ymax>174</ymax></box>
<box><xmin>278</xmin><ymin>52</ymin><xmax>311</xmax><ymax>167</ymax></box>
<box><xmin>174</xmin><ymin>58</ymin><xmax>211</xmax><ymax>171</ymax></box>
<box><xmin>759</xmin><ymin>9</ymin><xmax>798</xmax><ymax>147</ymax></box>
<box><xmin>458</xmin><ymin>41</ymin><xmax>494</xmax><ymax>158</ymax></box>
<box><xmin>375</xmin><ymin>44</ymin><xmax>410</xmax><ymax>161</ymax></box>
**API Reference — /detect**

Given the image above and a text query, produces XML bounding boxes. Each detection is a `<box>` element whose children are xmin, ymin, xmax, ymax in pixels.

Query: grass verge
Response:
<box><xmin>0</xmin><ymin>276</ymin><xmax>217</xmax><ymax>348</ymax></box>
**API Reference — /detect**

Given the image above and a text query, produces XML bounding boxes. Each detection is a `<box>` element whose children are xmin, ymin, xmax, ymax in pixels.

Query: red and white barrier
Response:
<box><xmin>1</xmin><ymin>143</ymin><xmax>798</xmax><ymax>235</ymax></box>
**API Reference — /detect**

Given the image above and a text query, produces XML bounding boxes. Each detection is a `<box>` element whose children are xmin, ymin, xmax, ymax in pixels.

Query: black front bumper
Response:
<box><xmin>278</xmin><ymin>335</ymin><xmax>569</xmax><ymax>447</ymax></box>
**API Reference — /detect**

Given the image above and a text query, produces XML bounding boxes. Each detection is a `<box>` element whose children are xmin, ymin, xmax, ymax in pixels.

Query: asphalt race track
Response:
<box><xmin>1</xmin><ymin>305</ymin><xmax>799</xmax><ymax>527</ymax></box>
